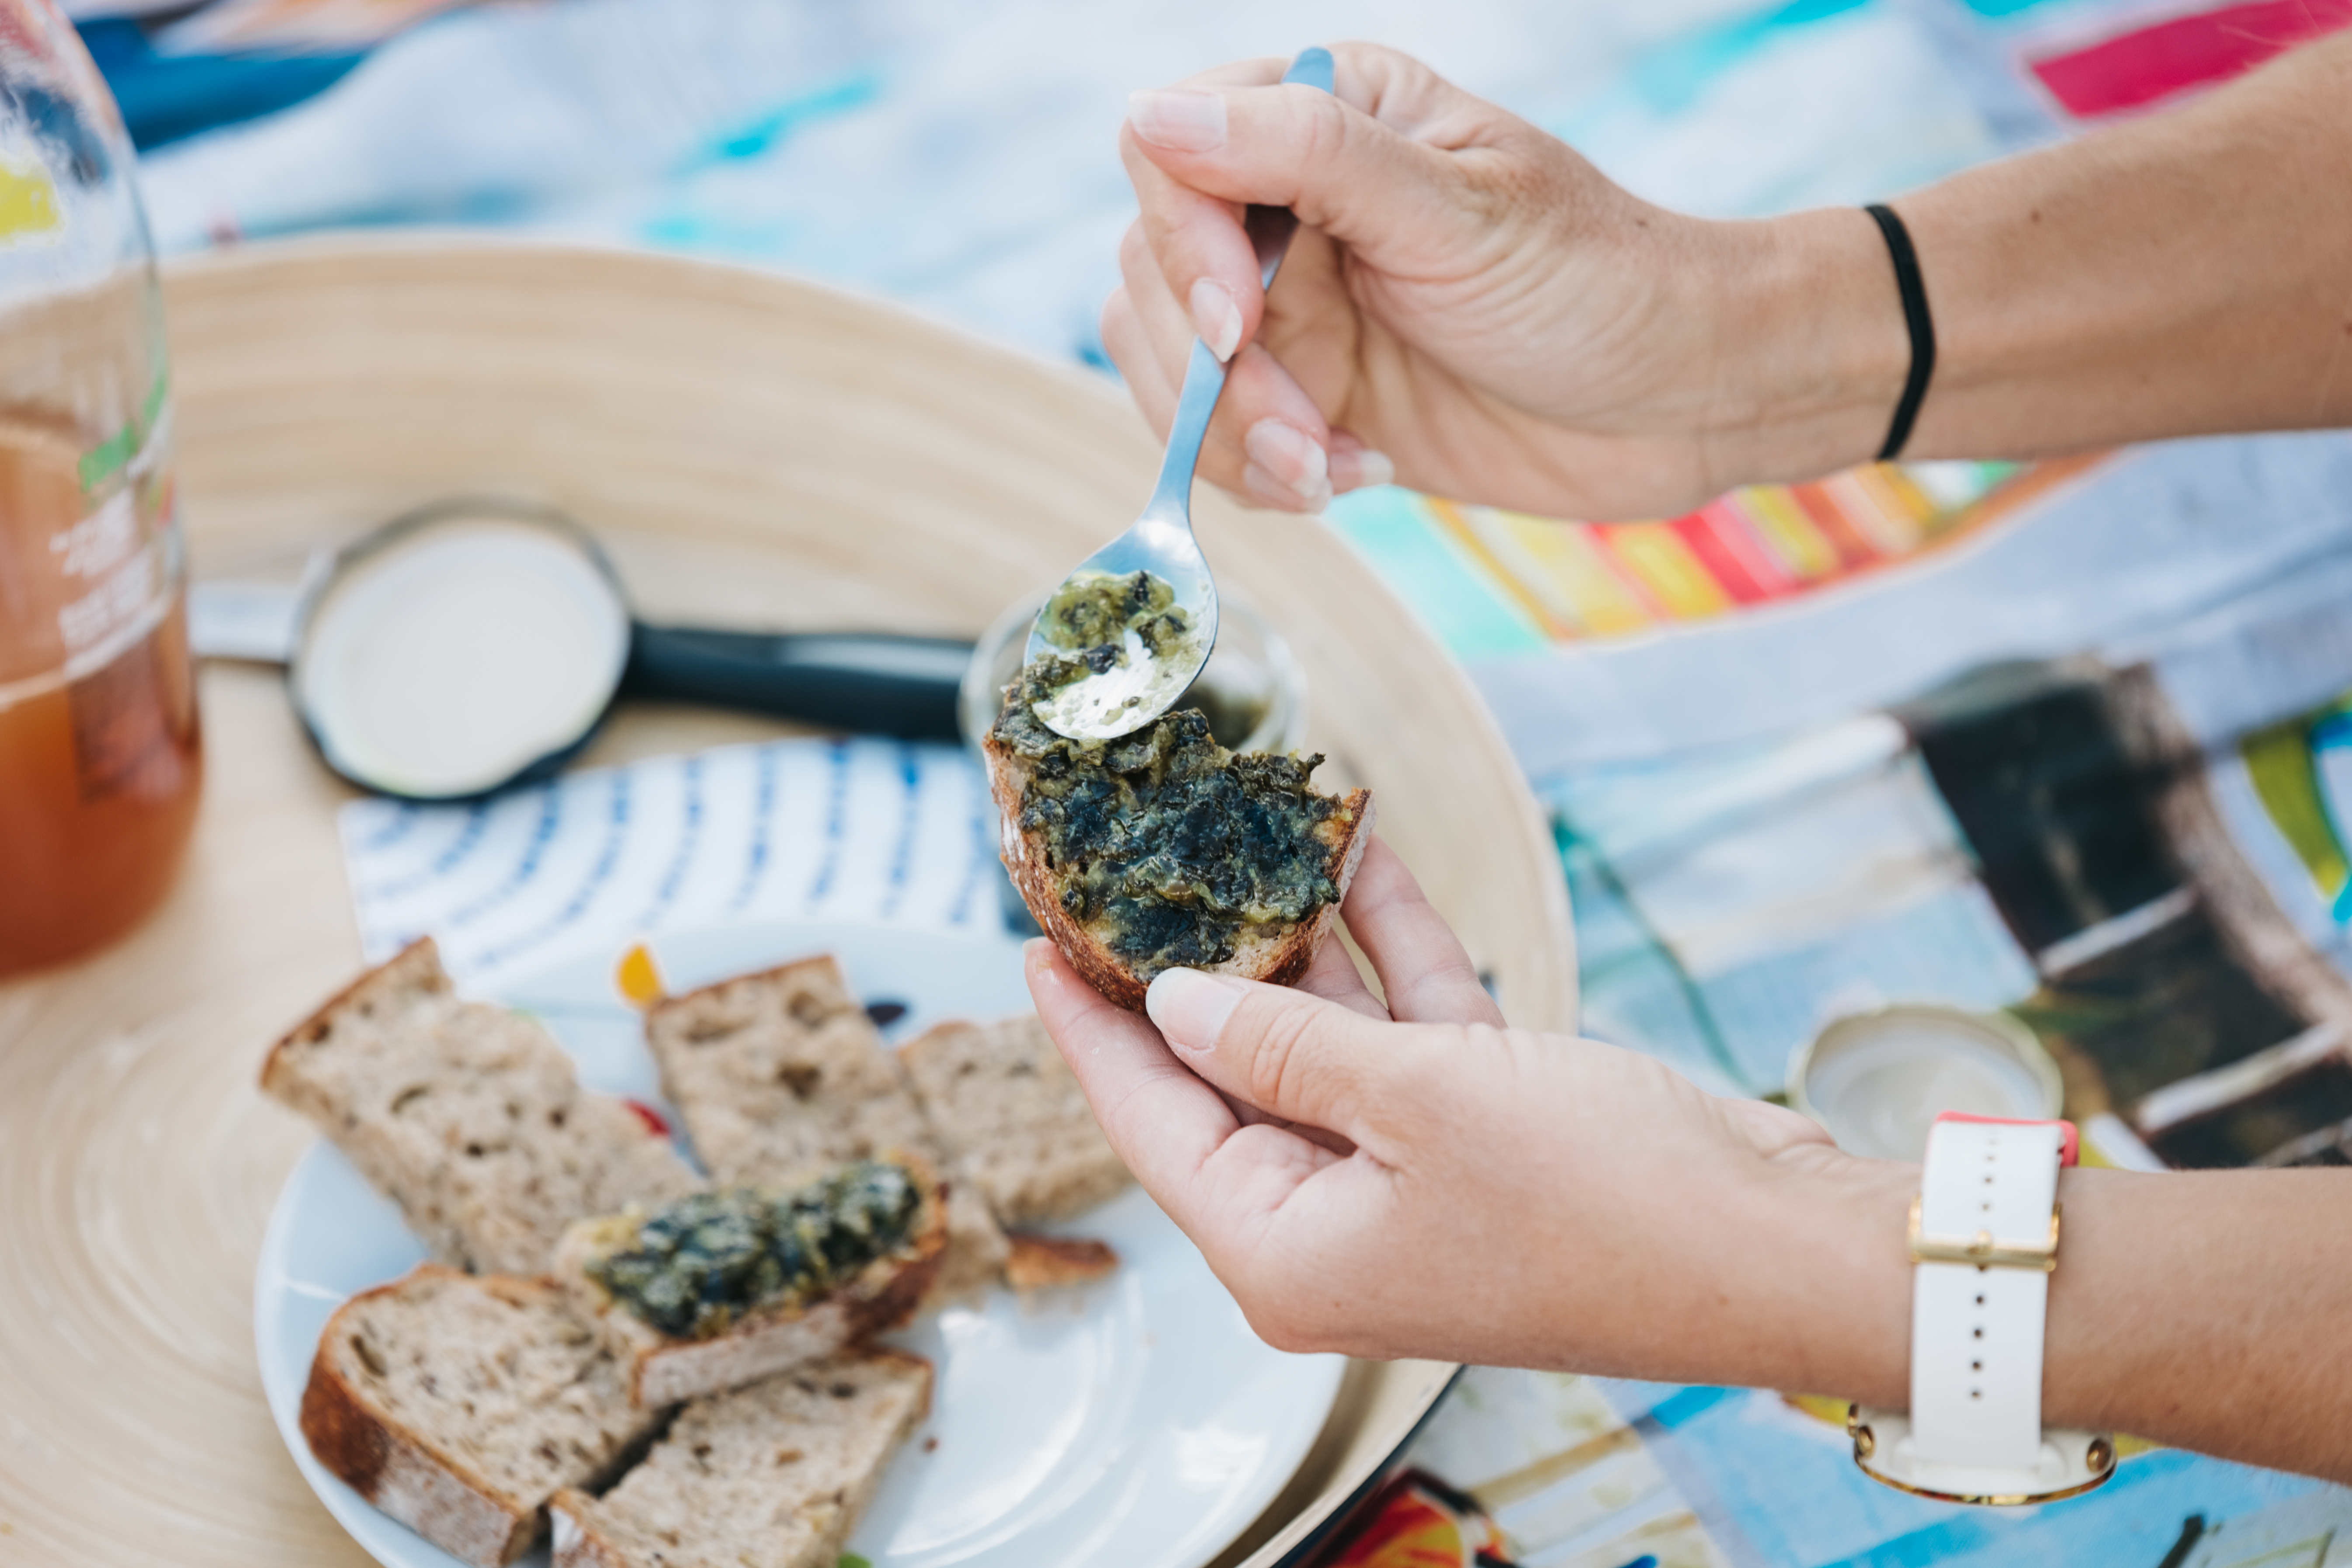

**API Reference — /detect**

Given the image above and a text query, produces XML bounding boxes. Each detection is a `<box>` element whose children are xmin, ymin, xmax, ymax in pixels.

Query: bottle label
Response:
<box><xmin>53</xmin><ymin>480</ymin><xmax>177</xmax><ymax>683</ymax></box>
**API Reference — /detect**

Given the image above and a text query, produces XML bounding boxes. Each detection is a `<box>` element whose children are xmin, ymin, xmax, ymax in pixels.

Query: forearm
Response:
<box><xmin>1774</xmin><ymin>1157</ymin><xmax>2352</xmax><ymax>1483</ymax></box>
<box><xmin>1709</xmin><ymin>31</ymin><xmax>2352</xmax><ymax>484</ymax></box>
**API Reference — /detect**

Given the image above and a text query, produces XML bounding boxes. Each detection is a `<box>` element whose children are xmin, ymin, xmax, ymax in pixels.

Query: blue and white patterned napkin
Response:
<box><xmin>338</xmin><ymin>736</ymin><xmax>1002</xmax><ymax>989</ymax></box>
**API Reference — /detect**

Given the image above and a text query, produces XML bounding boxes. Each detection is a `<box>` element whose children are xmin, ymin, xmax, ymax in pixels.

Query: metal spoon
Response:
<box><xmin>1025</xmin><ymin>45</ymin><xmax>1334</xmax><ymax>742</ymax></box>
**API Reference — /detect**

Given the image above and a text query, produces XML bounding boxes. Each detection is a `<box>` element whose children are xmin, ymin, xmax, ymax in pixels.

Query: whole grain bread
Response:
<box><xmin>982</xmin><ymin>737</ymin><xmax>1375</xmax><ymax>1011</ymax></box>
<box><xmin>553</xmin><ymin>1161</ymin><xmax>949</xmax><ymax>1408</ymax></box>
<box><xmin>643</xmin><ymin>955</ymin><xmax>1009</xmax><ymax>1299</ymax></box>
<box><xmin>299</xmin><ymin>1265</ymin><xmax>665</xmax><ymax>1568</ymax></box>
<box><xmin>262</xmin><ymin>938</ymin><xmax>700</xmax><ymax>1275</ymax></box>
<box><xmin>643</xmin><ymin>955</ymin><xmax>930</xmax><ymax>1182</ymax></box>
<box><xmin>899</xmin><ymin>1015</ymin><xmax>1131</xmax><ymax>1225</ymax></box>
<box><xmin>549</xmin><ymin>1350</ymin><xmax>932</xmax><ymax>1568</ymax></box>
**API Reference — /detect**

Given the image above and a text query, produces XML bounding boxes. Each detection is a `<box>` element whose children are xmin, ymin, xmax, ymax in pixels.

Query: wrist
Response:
<box><xmin>1688</xmin><ymin>207</ymin><xmax>1912</xmax><ymax>493</ymax></box>
<box><xmin>1743</xmin><ymin>1148</ymin><xmax>1916</xmax><ymax>1405</ymax></box>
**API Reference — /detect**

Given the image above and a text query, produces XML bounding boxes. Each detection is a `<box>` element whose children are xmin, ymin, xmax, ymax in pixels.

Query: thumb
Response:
<box><xmin>1146</xmin><ymin>967</ymin><xmax>1423</xmax><ymax>1142</ymax></box>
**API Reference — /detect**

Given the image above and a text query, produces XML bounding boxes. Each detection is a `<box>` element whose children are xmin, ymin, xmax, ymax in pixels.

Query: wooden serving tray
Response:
<box><xmin>0</xmin><ymin>238</ymin><xmax>1575</xmax><ymax>1568</ymax></box>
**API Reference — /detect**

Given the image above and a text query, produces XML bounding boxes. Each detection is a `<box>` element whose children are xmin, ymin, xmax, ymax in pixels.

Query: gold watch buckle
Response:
<box><xmin>1906</xmin><ymin>1195</ymin><xmax>2062</xmax><ymax>1272</ymax></box>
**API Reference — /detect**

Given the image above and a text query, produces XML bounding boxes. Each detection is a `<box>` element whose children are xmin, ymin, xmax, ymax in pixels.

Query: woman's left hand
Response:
<box><xmin>1024</xmin><ymin>836</ymin><xmax>1911</xmax><ymax>1392</ymax></box>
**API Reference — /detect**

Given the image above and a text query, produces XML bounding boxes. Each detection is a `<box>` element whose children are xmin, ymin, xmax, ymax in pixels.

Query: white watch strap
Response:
<box><xmin>1851</xmin><ymin>1114</ymin><xmax>2116</xmax><ymax>1504</ymax></box>
<box><xmin>1912</xmin><ymin>1118</ymin><xmax>2062</xmax><ymax>1481</ymax></box>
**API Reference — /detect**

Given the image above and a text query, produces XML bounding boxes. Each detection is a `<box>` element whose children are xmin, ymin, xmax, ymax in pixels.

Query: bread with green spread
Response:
<box><xmin>898</xmin><ymin>1014</ymin><xmax>1131</xmax><ymax>1225</ymax></box>
<box><xmin>298</xmin><ymin>1264</ymin><xmax>663</xmax><ymax>1568</ymax></box>
<box><xmin>984</xmin><ymin>681</ymin><xmax>1374</xmax><ymax>1011</ymax></box>
<box><xmin>642</xmin><ymin>954</ymin><xmax>1010</xmax><ymax>1301</ymax></box>
<box><xmin>548</xmin><ymin>1349</ymin><xmax>932</xmax><ymax>1568</ymax></box>
<box><xmin>262</xmin><ymin>937</ymin><xmax>700</xmax><ymax>1275</ymax></box>
<box><xmin>553</xmin><ymin>1158</ymin><xmax>947</xmax><ymax>1409</ymax></box>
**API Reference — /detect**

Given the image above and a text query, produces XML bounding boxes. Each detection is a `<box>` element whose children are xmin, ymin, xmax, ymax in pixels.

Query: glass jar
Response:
<box><xmin>0</xmin><ymin>1</ymin><xmax>201</xmax><ymax>976</ymax></box>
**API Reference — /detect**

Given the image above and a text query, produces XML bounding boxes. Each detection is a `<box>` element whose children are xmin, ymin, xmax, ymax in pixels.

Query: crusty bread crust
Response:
<box><xmin>642</xmin><ymin>951</ymin><xmax>843</xmax><ymax>1044</ymax></box>
<box><xmin>556</xmin><ymin>1161</ymin><xmax>949</xmax><ymax>1408</ymax></box>
<box><xmin>261</xmin><ymin>935</ymin><xmax>450</xmax><ymax>1098</ymax></box>
<box><xmin>300</xmin><ymin>1266</ymin><xmax>542</xmax><ymax>1568</ymax></box>
<box><xmin>982</xmin><ymin>734</ymin><xmax>1375</xmax><ymax>1010</ymax></box>
<box><xmin>1002</xmin><ymin>1234</ymin><xmax>1120</xmax><ymax>1293</ymax></box>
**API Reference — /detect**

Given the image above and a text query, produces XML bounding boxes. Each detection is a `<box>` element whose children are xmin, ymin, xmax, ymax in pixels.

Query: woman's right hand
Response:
<box><xmin>1106</xmin><ymin>44</ymin><xmax>1904</xmax><ymax>520</ymax></box>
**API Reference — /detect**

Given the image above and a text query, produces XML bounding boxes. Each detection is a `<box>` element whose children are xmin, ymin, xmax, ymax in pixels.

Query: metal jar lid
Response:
<box><xmin>1788</xmin><ymin>1004</ymin><xmax>2063</xmax><ymax>1162</ymax></box>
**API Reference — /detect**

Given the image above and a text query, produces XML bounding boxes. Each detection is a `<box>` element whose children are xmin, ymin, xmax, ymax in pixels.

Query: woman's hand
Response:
<box><xmin>1025</xmin><ymin>837</ymin><xmax>1915</xmax><ymax>1394</ymax></box>
<box><xmin>1106</xmin><ymin>44</ymin><xmax>1904</xmax><ymax>521</ymax></box>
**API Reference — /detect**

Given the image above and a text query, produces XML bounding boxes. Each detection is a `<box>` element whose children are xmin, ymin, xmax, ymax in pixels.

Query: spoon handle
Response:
<box><xmin>1143</xmin><ymin>46</ymin><xmax>1335</xmax><ymax>522</ymax></box>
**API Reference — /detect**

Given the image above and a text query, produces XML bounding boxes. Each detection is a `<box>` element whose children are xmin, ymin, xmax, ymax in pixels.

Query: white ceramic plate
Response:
<box><xmin>257</xmin><ymin>919</ymin><xmax>1346</xmax><ymax>1568</ymax></box>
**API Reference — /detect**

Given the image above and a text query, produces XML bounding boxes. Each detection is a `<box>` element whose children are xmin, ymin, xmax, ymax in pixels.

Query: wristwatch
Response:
<box><xmin>1849</xmin><ymin>1112</ymin><xmax>2117</xmax><ymax>1504</ymax></box>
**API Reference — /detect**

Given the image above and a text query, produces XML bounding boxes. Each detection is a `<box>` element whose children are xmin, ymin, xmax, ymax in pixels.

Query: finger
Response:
<box><xmin>1293</xmin><ymin>926</ymin><xmax>1386</xmax><ymax>1020</ymax></box>
<box><xmin>1027</xmin><ymin>941</ymin><xmax>1347</xmax><ymax>1263</ymax></box>
<box><xmin>1225</xmin><ymin>346</ymin><xmax>1339</xmax><ymax>512</ymax></box>
<box><xmin>1026</xmin><ymin>940</ymin><xmax>1235</xmax><ymax>1222</ymax></box>
<box><xmin>1125</xmin><ymin>45</ymin><xmax>1491</xmax><ymax>277</ymax></box>
<box><xmin>1145</xmin><ymin>968</ymin><xmax>1431</xmax><ymax>1142</ymax></box>
<box><xmin>1099</xmin><ymin>282</ymin><xmax>1179</xmax><ymax>434</ymax></box>
<box><xmin>1118</xmin><ymin>134</ymin><xmax>1259</xmax><ymax>365</ymax></box>
<box><xmin>1223</xmin><ymin>1091</ymin><xmax>1358</xmax><ymax>1159</ymax></box>
<box><xmin>1328</xmin><ymin>429</ymin><xmax>1395</xmax><ymax>493</ymax></box>
<box><xmin>1114</xmin><ymin>198</ymin><xmax>1340</xmax><ymax>512</ymax></box>
<box><xmin>1341</xmin><ymin>838</ymin><xmax>1504</xmax><ymax>1027</ymax></box>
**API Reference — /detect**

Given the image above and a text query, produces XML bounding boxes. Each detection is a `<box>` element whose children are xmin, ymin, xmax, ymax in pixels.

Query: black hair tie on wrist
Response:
<box><xmin>1864</xmin><ymin>202</ymin><xmax>1935</xmax><ymax>463</ymax></box>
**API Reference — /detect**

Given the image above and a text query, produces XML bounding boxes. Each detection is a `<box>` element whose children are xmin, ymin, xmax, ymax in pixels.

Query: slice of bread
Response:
<box><xmin>300</xmin><ymin>1264</ymin><xmax>665</xmax><ymax>1568</ymax></box>
<box><xmin>262</xmin><ymin>938</ymin><xmax>701</xmax><ymax>1275</ymax></box>
<box><xmin>899</xmin><ymin>1015</ymin><xmax>1131</xmax><ymax>1226</ymax></box>
<box><xmin>982</xmin><ymin>719</ymin><xmax>1375</xmax><ymax>1011</ymax></box>
<box><xmin>553</xmin><ymin>1161</ymin><xmax>949</xmax><ymax>1408</ymax></box>
<box><xmin>644</xmin><ymin>955</ymin><xmax>932</xmax><ymax>1182</ymax></box>
<box><xmin>644</xmin><ymin>955</ymin><xmax>1009</xmax><ymax>1299</ymax></box>
<box><xmin>549</xmin><ymin>1349</ymin><xmax>932</xmax><ymax>1568</ymax></box>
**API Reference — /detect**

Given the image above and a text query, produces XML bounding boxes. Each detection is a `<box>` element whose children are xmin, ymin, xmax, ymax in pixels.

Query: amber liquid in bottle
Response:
<box><xmin>0</xmin><ymin>417</ymin><xmax>202</xmax><ymax>975</ymax></box>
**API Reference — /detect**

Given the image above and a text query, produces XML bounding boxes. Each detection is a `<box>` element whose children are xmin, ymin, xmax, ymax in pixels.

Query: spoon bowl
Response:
<box><xmin>1022</xmin><ymin>45</ymin><xmax>1334</xmax><ymax>743</ymax></box>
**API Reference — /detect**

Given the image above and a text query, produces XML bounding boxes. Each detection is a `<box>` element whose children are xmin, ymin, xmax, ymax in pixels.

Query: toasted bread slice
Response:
<box><xmin>899</xmin><ymin>1014</ymin><xmax>1131</xmax><ymax>1225</ymax></box>
<box><xmin>549</xmin><ymin>1350</ymin><xmax>932</xmax><ymax>1568</ymax></box>
<box><xmin>262</xmin><ymin>938</ymin><xmax>699</xmax><ymax>1275</ymax></box>
<box><xmin>982</xmin><ymin>718</ymin><xmax>1374</xmax><ymax>1011</ymax></box>
<box><xmin>644</xmin><ymin>954</ymin><xmax>1009</xmax><ymax>1300</ymax></box>
<box><xmin>554</xmin><ymin>1160</ymin><xmax>948</xmax><ymax>1408</ymax></box>
<box><xmin>300</xmin><ymin>1265</ymin><xmax>664</xmax><ymax>1568</ymax></box>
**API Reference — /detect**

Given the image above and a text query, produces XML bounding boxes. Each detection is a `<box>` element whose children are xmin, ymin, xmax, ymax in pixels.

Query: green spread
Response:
<box><xmin>1039</xmin><ymin>569</ymin><xmax>1192</xmax><ymax>666</ymax></box>
<box><xmin>1026</xmin><ymin>569</ymin><xmax>1211</xmax><ymax>738</ymax></box>
<box><xmin>583</xmin><ymin>1161</ymin><xmax>922</xmax><ymax>1340</ymax></box>
<box><xmin>993</xmin><ymin>663</ymin><xmax>1351</xmax><ymax>979</ymax></box>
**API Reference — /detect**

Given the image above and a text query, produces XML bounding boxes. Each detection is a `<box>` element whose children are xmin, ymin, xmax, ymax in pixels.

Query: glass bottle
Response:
<box><xmin>0</xmin><ymin>0</ymin><xmax>201</xmax><ymax>977</ymax></box>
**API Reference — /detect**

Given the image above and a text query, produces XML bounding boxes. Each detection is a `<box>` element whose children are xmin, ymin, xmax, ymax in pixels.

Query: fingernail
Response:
<box><xmin>1146</xmin><ymin>967</ymin><xmax>1245</xmax><ymax>1053</ymax></box>
<box><xmin>1190</xmin><ymin>278</ymin><xmax>1242</xmax><ymax>362</ymax></box>
<box><xmin>1127</xmin><ymin>89</ymin><xmax>1228</xmax><ymax>152</ymax></box>
<box><xmin>1332</xmin><ymin>448</ymin><xmax>1395</xmax><ymax>492</ymax></box>
<box><xmin>1242</xmin><ymin>461</ymin><xmax>1329</xmax><ymax>513</ymax></box>
<box><xmin>1244</xmin><ymin>419</ymin><xmax>1332</xmax><ymax>506</ymax></box>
